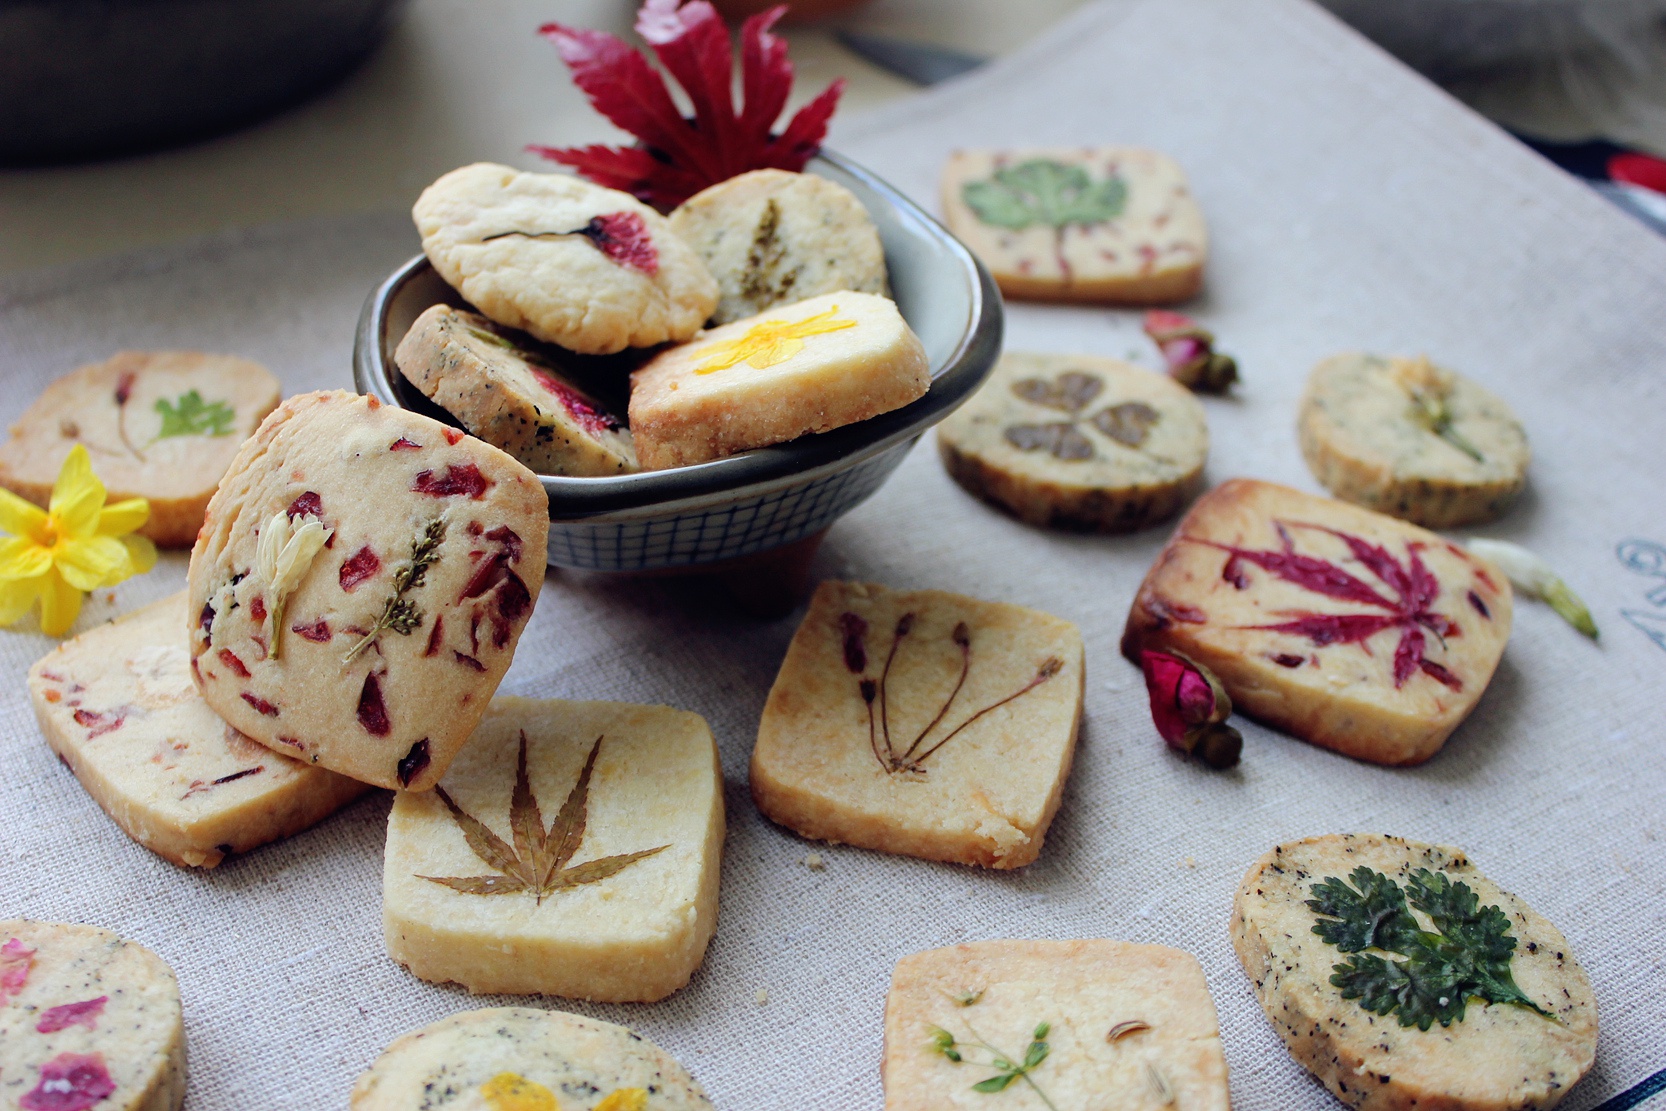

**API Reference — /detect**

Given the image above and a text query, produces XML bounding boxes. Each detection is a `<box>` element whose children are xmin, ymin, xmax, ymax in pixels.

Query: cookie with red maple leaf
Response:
<box><xmin>413</xmin><ymin>163</ymin><xmax>718</xmax><ymax>356</ymax></box>
<box><xmin>1121</xmin><ymin>479</ymin><xmax>1513</xmax><ymax>765</ymax></box>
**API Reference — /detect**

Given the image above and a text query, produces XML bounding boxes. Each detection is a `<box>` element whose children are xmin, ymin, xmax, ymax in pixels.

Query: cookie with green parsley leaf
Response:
<box><xmin>1232</xmin><ymin>833</ymin><xmax>1596</xmax><ymax>1111</ymax></box>
<box><xmin>0</xmin><ymin>351</ymin><xmax>280</xmax><ymax>547</ymax></box>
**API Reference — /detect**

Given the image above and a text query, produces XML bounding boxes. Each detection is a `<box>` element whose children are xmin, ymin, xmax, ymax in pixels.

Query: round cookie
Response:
<box><xmin>0</xmin><ymin>920</ymin><xmax>186</xmax><ymax>1111</ymax></box>
<box><xmin>1298</xmin><ymin>353</ymin><xmax>1529</xmax><ymax>527</ymax></box>
<box><xmin>350</xmin><ymin>1007</ymin><xmax>714</xmax><ymax>1111</ymax></box>
<box><xmin>414</xmin><ymin>163</ymin><xmax>719</xmax><ymax>356</ymax></box>
<box><xmin>394</xmin><ymin>304</ymin><xmax>636</xmax><ymax>476</ymax></box>
<box><xmin>936</xmin><ymin>351</ymin><xmax>1208</xmax><ymax>532</ymax></box>
<box><xmin>669</xmin><ymin>168</ymin><xmax>889</xmax><ymax>326</ymax></box>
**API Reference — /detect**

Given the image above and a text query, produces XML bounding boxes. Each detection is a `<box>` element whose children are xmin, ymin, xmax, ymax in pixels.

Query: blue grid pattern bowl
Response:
<box><xmin>353</xmin><ymin>151</ymin><xmax>1003</xmax><ymax>573</ymax></box>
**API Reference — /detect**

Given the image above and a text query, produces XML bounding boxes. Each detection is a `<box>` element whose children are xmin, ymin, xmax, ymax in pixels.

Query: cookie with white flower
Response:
<box><xmin>414</xmin><ymin>163</ymin><xmax>718</xmax><ymax>355</ymax></box>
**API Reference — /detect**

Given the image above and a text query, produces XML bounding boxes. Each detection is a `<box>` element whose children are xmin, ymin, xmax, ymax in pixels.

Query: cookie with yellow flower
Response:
<box><xmin>349</xmin><ymin>1007</ymin><xmax>714</xmax><ymax>1111</ymax></box>
<box><xmin>627</xmin><ymin>289</ymin><xmax>929</xmax><ymax>470</ymax></box>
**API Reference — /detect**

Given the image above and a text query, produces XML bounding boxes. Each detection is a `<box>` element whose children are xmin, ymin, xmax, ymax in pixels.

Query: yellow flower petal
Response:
<box><xmin>37</xmin><ymin>568</ymin><xmax>83</xmax><ymax>636</ymax></box>
<box><xmin>48</xmin><ymin>445</ymin><xmax>107</xmax><ymax>538</ymax></box>
<box><xmin>694</xmin><ymin>305</ymin><xmax>857</xmax><ymax>374</ymax></box>
<box><xmin>55</xmin><ymin>534</ymin><xmax>129</xmax><ymax>592</ymax></box>
<box><xmin>120</xmin><ymin>534</ymin><xmax>158</xmax><ymax>578</ymax></box>
<box><xmin>98</xmin><ymin>497</ymin><xmax>151</xmax><ymax>537</ymax></box>
<box><xmin>593</xmin><ymin>1090</ymin><xmax>648</xmax><ymax>1111</ymax></box>
<box><xmin>480</xmin><ymin>1072</ymin><xmax>558</xmax><ymax>1111</ymax></box>
<box><xmin>0</xmin><ymin>536</ymin><xmax>52</xmax><ymax>581</ymax></box>
<box><xmin>0</xmin><ymin>577</ymin><xmax>41</xmax><ymax>626</ymax></box>
<box><xmin>0</xmin><ymin>487</ymin><xmax>47</xmax><ymax>540</ymax></box>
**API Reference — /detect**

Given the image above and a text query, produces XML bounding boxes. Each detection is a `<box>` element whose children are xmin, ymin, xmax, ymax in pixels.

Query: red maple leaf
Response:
<box><xmin>533</xmin><ymin>0</ymin><xmax>845</xmax><ymax>209</ymax></box>
<box><xmin>1187</xmin><ymin>521</ymin><xmax>1464</xmax><ymax>691</ymax></box>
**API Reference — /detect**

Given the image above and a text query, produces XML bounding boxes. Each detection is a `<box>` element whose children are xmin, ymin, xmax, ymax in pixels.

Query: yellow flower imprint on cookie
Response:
<box><xmin>694</xmin><ymin>306</ymin><xmax>857</xmax><ymax>374</ymax></box>
<box><xmin>481</xmin><ymin>1072</ymin><xmax>558</xmax><ymax>1111</ymax></box>
<box><xmin>593</xmin><ymin>1090</ymin><xmax>648</xmax><ymax>1111</ymax></box>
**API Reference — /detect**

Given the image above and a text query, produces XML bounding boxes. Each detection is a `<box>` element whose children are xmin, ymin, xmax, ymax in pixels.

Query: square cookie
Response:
<box><xmin>750</xmin><ymin>581</ymin><xmax>1083</xmax><ymax>869</ymax></box>
<box><xmin>627</xmin><ymin>290</ymin><xmax>929</xmax><ymax>470</ymax></box>
<box><xmin>382</xmin><ymin>696</ymin><xmax>725</xmax><ymax>1003</ymax></box>
<box><xmin>941</xmin><ymin>147</ymin><xmax>1206</xmax><ymax>304</ymax></box>
<box><xmin>187</xmin><ymin>390</ymin><xmax>549</xmax><ymax>791</ymax></box>
<box><xmin>28</xmin><ymin>592</ymin><xmax>370</xmax><ymax>869</ymax></box>
<box><xmin>884</xmin><ymin>939</ymin><xmax>1231</xmax><ymax>1111</ymax></box>
<box><xmin>1121</xmin><ymin>478</ymin><xmax>1513</xmax><ymax>765</ymax></box>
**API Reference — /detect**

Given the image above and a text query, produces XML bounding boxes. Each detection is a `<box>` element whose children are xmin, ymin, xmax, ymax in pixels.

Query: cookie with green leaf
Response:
<box><xmin>937</xmin><ymin>351</ymin><xmax>1208</xmax><ymax>533</ymax></box>
<box><xmin>1299</xmin><ymin>353</ymin><xmax>1530</xmax><ymax>527</ymax></box>
<box><xmin>383</xmin><ymin>696</ymin><xmax>725</xmax><ymax>1002</ymax></box>
<box><xmin>1232</xmin><ymin>834</ymin><xmax>1597</xmax><ymax>1111</ymax></box>
<box><xmin>884</xmin><ymin>939</ymin><xmax>1230</xmax><ymax>1111</ymax></box>
<box><xmin>0</xmin><ymin>350</ymin><xmax>280</xmax><ymax>547</ymax></box>
<box><xmin>940</xmin><ymin>147</ymin><xmax>1207</xmax><ymax>305</ymax></box>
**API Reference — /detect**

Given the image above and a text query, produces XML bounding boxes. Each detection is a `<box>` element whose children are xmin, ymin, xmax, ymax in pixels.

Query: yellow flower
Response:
<box><xmin>481</xmin><ymin>1072</ymin><xmax>558</xmax><ymax>1111</ymax></box>
<box><xmin>694</xmin><ymin>305</ymin><xmax>857</xmax><ymax>374</ymax></box>
<box><xmin>0</xmin><ymin>445</ymin><xmax>157</xmax><ymax>636</ymax></box>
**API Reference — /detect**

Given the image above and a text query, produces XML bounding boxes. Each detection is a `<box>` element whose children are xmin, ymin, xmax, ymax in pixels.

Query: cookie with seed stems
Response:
<box><xmin>394</xmin><ymin>304</ymin><xmax>637</xmax><ymax>476</ymax></box>
<box><xmin>0</xmin><ymin>351</ymin><xmax>280</xmax><ymax>547</ymax></box>
<box><xmin>1232</xmin><ymin>834</ymin><xmax>1596</xmax><ymax>1111</ymax></box>
<box><xmin>750</xmin><ymin>580</ymin><xmax>1083</xmax><ymax>869</ymax></box>
<box><xmin>414</xmin><ymin>162</ymin><xmax>718</xmax><ymax>355</ymax></box>
<box><xmin>383</xmin><ymin>696</ymin><xmax>725</xmax><ymax>1002</ymax></box>
<box><xmin>669</xmin><ymin>168</ymin><xmax>889</xmax><ymax>325</ymax></box>
<box><xmin>1299</xmin><ymin>353</ymin><xmax>1530</xmax><ymax>527</ymax></box>
<box><xmin>937</xmin><ymin>351</ymin><xmax>1208</xmax><ymax>532</ymax></box>
<box><xmin>29</xmin><ymin>592</ymin><xmax>369</xmax><ymax>869</ymax></box>
<box><xmin>350</xmin><ymin>1007</ymin><xmax>714</xmax><ymax>1111</ymax></box>
<box><xmin>884</xmin><ymin>939</ymin><xmax>1230</xmax><ymax>1111</ymax></box>
<box><xmin>0</xmin><ymin>920</ymin><xmax>186</xmax><ymax>1111</ymax></box>
<box><xmin>941</xmin><ymin>147</ymin><xmax>1206</xmax><ymax>304</ymax></box>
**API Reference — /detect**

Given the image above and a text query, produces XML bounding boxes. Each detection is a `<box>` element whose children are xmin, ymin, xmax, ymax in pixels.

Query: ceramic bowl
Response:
<box><xmin>354</xmin><ymin>150</ymin><xmax>1003</xmax><ymax>573</ymax></box>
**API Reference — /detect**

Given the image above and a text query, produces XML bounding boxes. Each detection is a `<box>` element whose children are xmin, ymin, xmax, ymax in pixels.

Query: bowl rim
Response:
<box><xmin>353</xmin><ymin>149</ymin><xmax>1003</xmax><ymax>521</ymax></box>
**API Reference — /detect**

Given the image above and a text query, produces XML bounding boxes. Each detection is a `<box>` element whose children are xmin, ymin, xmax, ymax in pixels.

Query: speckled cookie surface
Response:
<box><xmin>414</xmin><ymin>163</ymin><xmax>718</xmax><ymax>355</ymax></box>
<box><xmin>669</xmin><ymin>169</ymin><xmax>889</xmax><ymax>325</ymax></box>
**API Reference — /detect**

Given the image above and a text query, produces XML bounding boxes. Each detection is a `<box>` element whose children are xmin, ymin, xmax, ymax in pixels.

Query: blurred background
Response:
<box><xmin>3</xmin><ymin>0</ymin><xmax>1664</xmax><ymax>275</ymax></box>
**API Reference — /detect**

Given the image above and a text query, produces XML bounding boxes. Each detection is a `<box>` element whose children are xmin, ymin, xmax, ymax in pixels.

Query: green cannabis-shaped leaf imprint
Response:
<box><xmin>1308</xmin><ymin>866</ymin><xmax>1553</xmax><ymax>1030</ymax></box>
<box><xmin>420</xmin><ymin>732</ymin><xmax>669</xmax><ymax>903</ymax></box>
<box><xmin>155</xmin><ymin>390</ymin><xmax>236</xmax><ymax>440</ymax></box>
<box><xmin>963</xmin><ymin>159</ymin><xmax>1127</xmax><ymax>282</ymax></box>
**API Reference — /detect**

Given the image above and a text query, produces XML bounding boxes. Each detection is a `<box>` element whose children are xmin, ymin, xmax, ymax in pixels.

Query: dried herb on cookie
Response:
<box><xmin>930</xmin><ymin>1021</ymin><xmax>1059</xmax><ymax>1109</ymax></box>
<box><xmin>963</xmin><ymin>159</ymin><xmax>1127</xmax><ymax>280</ymax></box>
<box><xmin>342</xmin><ymin>518</ymin><xmax>445</xmax><ymax>665</ymax></box>
<box><xmin>1391</xmin><ymin>355</ymin><xmax>1485</xmax><ymax>463</ymax></box>
<box><xmin>1004</xmin><ymin>370</ymin><xmax>1163</xmax><ymax>459</ymax></box>
<box><xmin>154</xmin><ymin>389</ymin><xmax>237</xmax><ymax>441</ymax></box>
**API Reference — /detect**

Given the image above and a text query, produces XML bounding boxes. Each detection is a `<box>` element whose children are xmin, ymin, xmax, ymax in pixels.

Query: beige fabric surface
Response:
<box><xmin>2</xmin><ymin>0</ymin><xmax>1665</xmax><ymax>1107</ymax></box>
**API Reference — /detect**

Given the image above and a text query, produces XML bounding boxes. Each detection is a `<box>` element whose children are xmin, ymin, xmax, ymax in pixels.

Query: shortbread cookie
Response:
<box><xmin>394</xmin><ymin>304</ymin><xmax>637</xmax><ymax>476</ymax></box>
<box><xmin>885</xmin><ymin>940</ymin><xmax>1230</xmax><ymax>1111</ymax></box>
<box><xmin>0</xmin><ymin>351</ymin><xmax>280</xmax><ymax>548</ymax></box>
<box><xmin>0</xmin><ymin>920</ymin><xmax>186</xmax><ymax>1111</ymax></box>
<box><xmin>351</xmin><ymin>1007</ymin><xmax>714</xmax><ymax>1111</ymax></box>
<box><xmin>187</xmin><ymin>390</ymin><xmax>548</xmax><ymax>792</ymax></box>
<box><xmin>28</xmin><ymin>592</ymin><xmax>370</xmax><ymax>869</ymax></box>
<box><xmin>1299</xmin><ymin>353</ymin><xmax>1530</xmax><ymax>527</ymax></box>
<box><xmin>941</xmin><ymin>147</ymin><xmax>1206</xmax><ymax>304</ymax></box>
<box><xmin>751</xmin><ymin>581</ymin><xmax>1083</xmax><ymax>869</ymax></box>
<box><xmin>937</xmin><ymin>351</ymin><xmax>1208</xmax><ymax>532</ymax></box>
<box><xmin>414</xmin><ymin>163</ymin><xmax>718</xmax><ymax>355</ymax></box>
<box><xmin>1122</xmin><ymin>479</ymin><xmax>1512</xmax><ymax>765</ymax></box>
<box><xmin>1232</xmin><ymin>834</ymin><xmax>1596</xmax><ymax>1111</ymax></box>
<box><xmin>670</xmin><ymin>169</ymin><xmax>889</xmax><ymax>325</ymax></box>
<box><xmin>383</xmin><ymin>696</ymin><xmax>725</xmax><ymax>1002</ymax></box>
<box><xmin>629</xmin><ymin>290</ymin><xmax>929</xmax><ymax>470</ymax></box>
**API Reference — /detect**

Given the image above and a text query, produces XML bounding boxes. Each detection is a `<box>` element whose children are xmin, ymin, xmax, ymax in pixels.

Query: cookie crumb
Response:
<box><xmin>755</xmin><ymin>988</ymin><xmax>769</xmax><ymax>1005</ymax></box>
<box><xmin>1184</xmin><ymin>856</ymin><xmax>1196</xmax><ymax>869</ymax></box>
<box><xmin>803</xmin><ymin>852</ymin><xmax>825</xmax><ymax>871</ymax></box>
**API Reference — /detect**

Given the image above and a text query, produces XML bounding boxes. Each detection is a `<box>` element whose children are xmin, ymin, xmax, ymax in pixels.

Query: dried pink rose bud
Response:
<box><xmin>1139</xmin><ymin>649</ymin><xmax>1242</xmax><ymax>769</ymax></box>
<box><xmin>1143</xmin><ymin>309</ymin><xmax>1237</xmax><ymax>394</ymax></box>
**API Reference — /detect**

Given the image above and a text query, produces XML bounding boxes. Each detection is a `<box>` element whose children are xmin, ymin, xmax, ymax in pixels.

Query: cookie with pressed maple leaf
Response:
<box><xmin>884</xmin><ymin>940</ymin><xmax>1230</xmax><ymax>1111</ymax></box>
<box><xmin>937</xmin><ymin>351</ymin><xmax>1208</xmax><ymax>532</ymax></box>
<box><xmin>351</xmin><ymin>1007</ymin><xmax>715</xmax><ymax>1111</ymax></box>
<box><xmin>382</xmin><ymin>696</ymin><xmax>725</xmax><ymax>1002</ymax></box>
<box><xmin>1299</xmin><ymin>353</ymin><xmax>1530</xmax><ymax>528</ymax></box>
<box><xmin>414</xmin><ymin>163</ymin><xmax>718</xmax><ymax>356</ymax></box>
<box><xmin>941</xmin><ymin>147</ymin><xmax>1207</xmax><ymax>305</ymax></box>
<box><xmin>751</xmin><ymin>581</ymin><xmax>1083</xmax><ymax>869</ymax></box>
<box><xmin>394</xmin><ymin>304</ymin><xmax>637</xmax><ymax>476</ymax></box>
<box><xmin>28</xmin><ymin>592</ymin><xmax>370</xmax><ymax>869</ymax></box>
<box><xmin>1121</xmin><ymin>479</ymin><xmax>1513</xmax><ymax>766</ymax></box>
<box><xmin>0</xmin><ymin>350</ymin><xmax>280</xmax><ymax>548</ymax></box>
<box><xmin>669</xmin><ymin>169</ymin><xmax>889</xmax><ymax>325</ymax></box>
<box><xmin>187</xmin><ymin>390</ymin><xmax>549</xmax><ymax>792</ymax></box>
<box><xmin>1232</xmin><ymin>834</ymin><xmax>1596</xmax><ymax>1111</ymax></box>
<box><xmin>0</xmin><ymin>920</ymin><xmax>186</xmax><ymax>1111</ymax></box>
<box><xmin>628</xmin><ymin>289</ymin><xmax>929</xmax><ymax>470</ymax></box>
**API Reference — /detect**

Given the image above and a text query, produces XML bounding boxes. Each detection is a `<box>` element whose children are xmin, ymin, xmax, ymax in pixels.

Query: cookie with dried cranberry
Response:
<box><xmin>186</xmin><ymin>390</ymin><xmax>549</xmax><ymax>791</ymax></box>
<box><xmin>414</xmin><ymin>163</ymin><xmax>718</xmax><ymax>355</ymax></box>
<box><xmin>394</xmin><ymin>305</ymin><xmax>636</xmax><ymax>476</ymax></box>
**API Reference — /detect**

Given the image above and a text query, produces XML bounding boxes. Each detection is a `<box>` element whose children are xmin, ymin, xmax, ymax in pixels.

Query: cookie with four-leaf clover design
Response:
<box><xmin>936</xmin><ymin>352</ymin><xmax>1208</xmax><ymax>532</ymax></box>
<box><xmin>940</xmin><ymin>147</ymin><xmax>1207</xmax><ymax>304</ymax></box>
